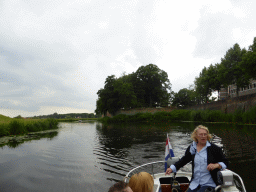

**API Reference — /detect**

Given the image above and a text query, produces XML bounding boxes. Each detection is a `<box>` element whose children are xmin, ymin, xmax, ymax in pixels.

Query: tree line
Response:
<box><xmin>172</xmin><ymin>37</ymin><xmax>256</xmax><ymax>108</ymax></box>
<box><xmin>95</xmin><ymin>64</ymin><xmax>172</xmax><ymax>116</ymax></box>
<box><xmin>25</xmin><ymin>112</ymin><xmax>97</xmax><ymax>119</ymax></box>
<box><xmin>96</xmin><ymin>37</ymin><xmax>256</xmax><ymax>114</ymax></box>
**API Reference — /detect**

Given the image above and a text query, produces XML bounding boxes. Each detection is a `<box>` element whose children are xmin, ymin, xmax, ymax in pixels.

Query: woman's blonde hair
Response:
<box><xmin>191</xmin><ymin>125</ymin><xmax>212</xmax><ymax>142</ymax></box>
<box><xmin>129</xmin><ymin>172</ymin><xmax>154</xmax><ymax>192</ymax></box>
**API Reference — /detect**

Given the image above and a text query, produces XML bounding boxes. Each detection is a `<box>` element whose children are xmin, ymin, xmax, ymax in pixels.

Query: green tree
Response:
<box><xmin>88</xmin><ymin>113</ymin><xmax>94</xmax><ymax>118</ymax></box>
<box><xmin>240</xmin><ymin>37</ymin><xmax>256</xmax><ymax>82</ymax></box>
<box><xmin>219</xmin><ymin>43</ymin><xmax>248</xmax><ymax>96</ymax></box>
<box><xmin>134</xmin><ymin>64</ymin><xmax>172</xmax><ymax>107</ymax></box>
<box><xmin>212</xmin><ymin>63</ymin><xmax>222</xmax><ymax>100</ymax></box>
<box><xmin>113</xmin><ymin>77</ymin><xmax>137</xmax><ymax>109</ymax></box>
<box><xmin>194</xmin><ymin>67</ymin><xmax>212</xmax><ymax>104</ymax></box>
<box><xmin>95</xmin><ymin>75</ymin><xmax>118</xmax><ymax>116</ymax></box>
<box><xmin>171</xmin><ymin>88</ymin><xmax>197</xmax><ymax>108</ymax></box>
<box><xmin>14</xmin><ymin>115</ymin><xmax>23</xmax><ymax>119</ymax></box>
<box><xmin>95</xmin><ymin>64</ymin><xmax>172</xmax><ymax>116</ymax></box>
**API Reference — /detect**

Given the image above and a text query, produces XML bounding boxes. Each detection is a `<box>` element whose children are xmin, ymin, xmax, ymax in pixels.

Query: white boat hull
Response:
<box><xmin>124</xmin><ymin>161</ymin><xmax>246</xmax><ymax>192</ymax></box>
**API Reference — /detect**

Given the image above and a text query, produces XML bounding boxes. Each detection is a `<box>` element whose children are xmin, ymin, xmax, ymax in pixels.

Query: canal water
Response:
<box><xmin>0</xmin><ymin>121</ymin><xmax>255</xmax><ymax>191</ymax></box>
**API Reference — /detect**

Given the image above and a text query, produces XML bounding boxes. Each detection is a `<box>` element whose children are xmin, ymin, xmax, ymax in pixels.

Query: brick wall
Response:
<box><xmin>102</xmin><ymin>93</ymin><xmax>256</xmax><ymax>117</ymax></box>
<box><xmin>186</xmin><ymin>92</ymin><xmax>256</xmax><ymax>113</ymax></box>
<box><xmin>102</xmin><ymin>107</ymin><xmax>176</xmax><ymax>117</ymax></box>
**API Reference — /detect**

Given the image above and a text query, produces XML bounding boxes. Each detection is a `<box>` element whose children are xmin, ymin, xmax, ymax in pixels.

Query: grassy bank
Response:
<box><xmin>0</xmin><ymin>115</ymin><xmax>59</xmax><ymax>137</ymax></box>
<box><xmin>98</xmin><ymin>106</ymin><xmax>256</xmax><ymax>124</ymax></box>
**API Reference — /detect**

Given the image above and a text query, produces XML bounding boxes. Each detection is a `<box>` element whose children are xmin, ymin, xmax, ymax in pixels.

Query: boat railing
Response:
<box><xmin>124</xmin><ymin>161</ymin><xmax>166</xmax><ymax>183</ymax></box>
<box><xmin>231</xmin><ymin>171</ymin><xmax>246</xmax><ymax>192</ymax></box>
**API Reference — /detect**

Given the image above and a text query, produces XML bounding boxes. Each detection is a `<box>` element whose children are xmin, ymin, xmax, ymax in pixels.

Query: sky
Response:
<box><xmin>1</xmin><ymin>0</ymin><xmax>256</xmax><ymax>118</ymax></box>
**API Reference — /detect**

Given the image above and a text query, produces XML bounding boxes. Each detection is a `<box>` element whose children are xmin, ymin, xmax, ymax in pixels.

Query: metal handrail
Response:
<box><xmin>124</xmin><ymin>161</ymin><xmax>166</xmax><ymax>182</ymax></box>
<box><xmin>231</xmin><ymin>171</ymin><xmax>246</xmax><ymax>192</ymax></box>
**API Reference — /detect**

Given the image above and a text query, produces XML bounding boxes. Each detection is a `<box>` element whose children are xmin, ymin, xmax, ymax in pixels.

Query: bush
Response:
<box><xmin>242</xmin><ymin>106</ymin><xmax>256</xmax><ymax>124</ymax></box>
<box><xmin>190</xmin><ymin>110</ymin><xmax>201</xmax><ymax>121</ymax></box>
<box><xmin>207</xmin><ymin>110</ymin><xmax>225</xmax><ymax>122</ymax></box>
<box><xmin>112</xmin><ymin>114</ymin><xmax>128</xmax><ymax>123</ymax></box>
<box><xmin>153</xmin><ymin>111</ymin><xmax>169</xmax><ymax>121</ymax></box>
<box><xmin>232</xmin><ymin>109</ymin><xmax>244</xmax><ymax>123</ymax></box>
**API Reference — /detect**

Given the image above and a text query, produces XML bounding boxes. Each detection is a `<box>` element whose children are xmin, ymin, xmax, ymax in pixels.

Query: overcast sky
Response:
<box><xmin>1</xmin><ymin>0</ymin><xmax>256</xmax><ymax>118</ymax></box>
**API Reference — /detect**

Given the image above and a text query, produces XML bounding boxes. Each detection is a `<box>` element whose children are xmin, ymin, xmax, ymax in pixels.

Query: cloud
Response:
<box><xmin>1</xmin><ymin>0</ymin><xmax>256</xmax><ymax>117</ymax></box>
<box><xmin>191</xmin><ymin>0</ymin><xmax>256</xmax><ymax>62</ymax></box>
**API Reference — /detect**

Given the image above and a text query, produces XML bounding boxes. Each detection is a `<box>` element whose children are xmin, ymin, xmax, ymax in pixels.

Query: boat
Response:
<box><xmin>124</xmin><ymin>134</ymin><xmax>246</xmax><ymax>192</ymax></box>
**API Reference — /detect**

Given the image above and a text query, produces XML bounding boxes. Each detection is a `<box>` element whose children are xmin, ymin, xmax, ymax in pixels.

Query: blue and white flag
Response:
<box><xmin>165</xmin><ymin>134</ymin><xmax>175</xmax><ymax>171</ymax></box>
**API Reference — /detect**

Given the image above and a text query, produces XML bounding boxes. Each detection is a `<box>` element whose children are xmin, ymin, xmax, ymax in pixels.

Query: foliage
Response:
<box><xmin>190</xmin><ymin>37</ymin><xmax>256</xmax><ymax>103</ymax></box>
<box><xmin>98</xmin><ymin>106</ymin><xmax>256</xmax><ymax>125</ymax></box>
<box><xmin>172</xmin><ymin>88</ymin><xmax>197</xmax><ymax>108</ymax></box>
<box><xmin>219</xmin><ymin>43</ymin><xmax>248</xmax><ymax>96</ymax></box>
<box><xmin>240</xmin><ymin>37</ymin><xmax>256</xmax><ymax>81</ymax></box>
<box><xmin>95</xmin><ymin>64</ymin><xmax>172</xmax><ymax>116</ymax></box>
<box><xmin>32</xmin><ymin>112</ymin><xmax>97</xmax><ymax>119</ymax></box>
<box><xmin>0</xmin><ymin>118</ymin><xmax>59</xmax><ymax>137</ymax></box>
<box><xmin>194</xmin><ymin>67</ymin><xmax>212</xmax><ymax>104</ymax></box>
<box><xmin>135</xmin><ymin>64</ymin><xmax>172</xmax><ymax>107</ymax></box>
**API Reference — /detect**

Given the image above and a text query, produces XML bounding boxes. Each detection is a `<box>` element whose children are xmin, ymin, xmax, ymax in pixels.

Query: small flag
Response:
<box><xmin>165</xmin><ymin>134</ymin><xmax>174</xmax><ymax>171</ymax></box>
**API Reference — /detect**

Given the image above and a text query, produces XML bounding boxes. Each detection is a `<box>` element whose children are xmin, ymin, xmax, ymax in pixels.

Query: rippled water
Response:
<box><xmin>0</xmin><ymin>121</ymin><xmax>255</xmax><ymax>191</ymax></box>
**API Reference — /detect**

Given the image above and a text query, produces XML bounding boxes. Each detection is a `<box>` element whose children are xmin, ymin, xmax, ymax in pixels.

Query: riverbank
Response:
<box><xmin>0</xmin><ymin>129</ymin><xmax>58</xmax><ymax>147</ymax></box>
<box><xmin>0</xmin><ymin>115</ymin><xmax>58</xmax><ymax>137</ymax></box>
<box><xmin>99</xmin><ymin>107</ymin><xmax>256</xmax><ymax>124</ymax></box>
<box><xmin>57</xmin><ymin>118</ymin><xmax>98</xmax><ymax>122</ymax></box>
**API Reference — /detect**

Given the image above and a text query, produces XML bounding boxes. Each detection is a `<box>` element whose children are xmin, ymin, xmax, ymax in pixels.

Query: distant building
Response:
<box><xmin>219</xmin><ymin>79</ymin><xmax>256</xmax><ymax>99</ymax></box>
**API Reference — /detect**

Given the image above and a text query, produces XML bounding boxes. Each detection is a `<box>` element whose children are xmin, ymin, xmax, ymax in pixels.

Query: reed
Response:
<box><xmin>242</xmin><ymin>106</ymin><xmax>256</xmax><ymax>124</ymax></box>
<box><xmin>98</xmin><ymin>107</ymin><xmax>256</xmax><ymax>124</ymax></box>
<box><xmin>0</xmin><ymin>118</ymin><xmax>59</xmax><ymax>137</ymax></box>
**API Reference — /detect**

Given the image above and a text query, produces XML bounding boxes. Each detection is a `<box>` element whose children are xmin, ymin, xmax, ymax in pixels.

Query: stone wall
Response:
<box><xmin>102</xmin><ymin>93</ymin><xmax>256</xmax><ymax>117</ymax></box>
<box><xmin>114</xmin><ymin>106</ymin><xmax>176</xmax><ymax>116</ymax></box>
<box><xmin>186</xmin><ymin>92</ymin><xmax>256</xmax><ymax>113</ymax></box>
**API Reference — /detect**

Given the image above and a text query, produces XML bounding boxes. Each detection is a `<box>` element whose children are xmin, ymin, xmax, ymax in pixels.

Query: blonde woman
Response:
<box><xmin>165</xmin><ymin>125</ymin><xmax>228</xmax><ymax>192</ymax></box>
<box><xmin>129</xmin><ymin>172</ymin><xmax>154</xmax><ymax>192</ymax></box>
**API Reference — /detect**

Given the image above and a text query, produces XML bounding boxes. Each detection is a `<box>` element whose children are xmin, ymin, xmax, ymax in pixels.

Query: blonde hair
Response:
<box><xmin>129</xmin><ymin>172</ymin><xmax>154</xmax><ymax>192</ymax></box>
<box><xmin>191</xmin><ymin>125</ymin><xmax>212</xmax><ymax>142</ymax></box>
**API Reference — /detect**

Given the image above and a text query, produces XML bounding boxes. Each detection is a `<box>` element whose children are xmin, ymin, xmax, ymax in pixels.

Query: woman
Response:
<box><xmin>129</xmin><ymin>172</ymin><xmax>154</xmax><ymax>192</ymax></box>
<box><xmin>165</xmin><ymin>125</ymin><xmax>228</xmax><ymax>192</ymax></box>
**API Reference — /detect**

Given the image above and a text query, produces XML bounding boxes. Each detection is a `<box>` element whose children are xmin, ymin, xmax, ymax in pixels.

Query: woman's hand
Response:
<box><xmin>207</xmin><ymin>163</ymin><xmax>221</xmax><ymax>171</ymax></box>
<box><xmin>165</xmin><ymin>168</ymin><xmax>173</xmax><ymax>175</ymax></box>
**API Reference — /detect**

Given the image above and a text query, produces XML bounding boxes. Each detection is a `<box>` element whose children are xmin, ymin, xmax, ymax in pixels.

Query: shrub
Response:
<box><xmin>190</xmin><ymin>110</ymin><xmax>201</xmax><ymax>121</ymax></box>
<box><xmin>232</xmin><ymin>109</ymin><xmax>244</xmax><ymax>123</ymax></box>
<box><xmin>153</xmin><ymin>111</ymin><xmax>169</xmax><ymax>121</ymax></box>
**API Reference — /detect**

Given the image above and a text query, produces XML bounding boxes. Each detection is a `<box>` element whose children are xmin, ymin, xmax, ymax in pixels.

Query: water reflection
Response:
<box><xmin>0</xmin><ymin>131</ymin><xmax>58</xmax><ymax>148</ymax></box>
<box><xmin>1</xmin><ymin>121</ymin><xmax>255</xmax><ymax>191</ymax></box>
<box><xmin>96</xmin><ymin>121</ymin><xmax>256</xmax><ymax>191</ymax></box>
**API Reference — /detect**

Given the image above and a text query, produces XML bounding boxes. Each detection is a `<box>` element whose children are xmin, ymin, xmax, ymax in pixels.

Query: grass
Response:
<box><xmin>98</xmin><ymin>106</ymin><xmax>256</xmax><ymax>125</ymax></box>
<box><xmin>0</xmin><ymin>115</ymin><xmax>59</xmax><ymax>137</ymax></box>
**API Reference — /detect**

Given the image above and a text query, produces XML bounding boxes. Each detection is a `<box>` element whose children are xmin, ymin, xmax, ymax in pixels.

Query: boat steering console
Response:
<box><xmin>170</xmin><ymin>172</ymin><xmax>181</xmax><ymax>192</ymax></box>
